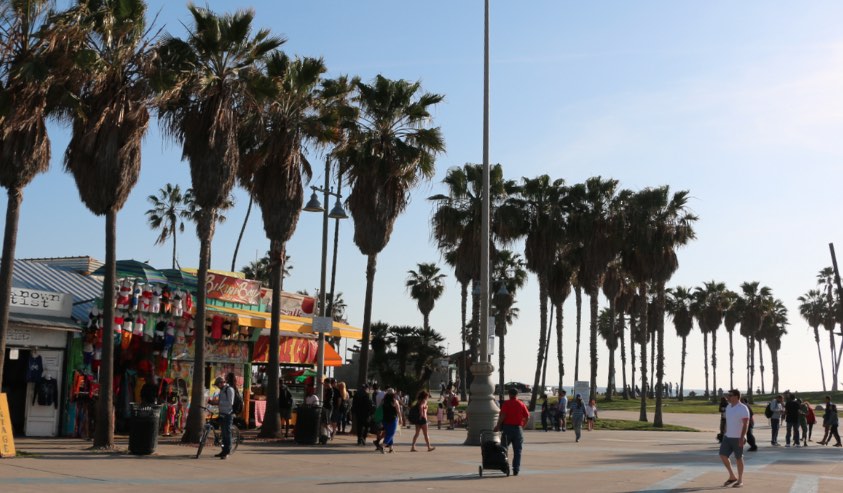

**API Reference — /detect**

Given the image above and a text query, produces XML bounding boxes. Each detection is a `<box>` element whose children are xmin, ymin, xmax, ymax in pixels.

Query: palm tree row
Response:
<box><xmin>799</xmin><ymin>266</ymin><xmax>843</xmax><ymax>392</ymax></box>
<box><xmin>0</xmin><ymin>1</ymin><xmax>444</xmax><ymax>447</ymax></box>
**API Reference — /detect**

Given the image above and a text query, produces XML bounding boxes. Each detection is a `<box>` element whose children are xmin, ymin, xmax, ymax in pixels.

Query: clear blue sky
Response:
<box><xmin>8</xmin><ymin>1</ymin><xmax>843</xmax><ymax>394</ymax></box>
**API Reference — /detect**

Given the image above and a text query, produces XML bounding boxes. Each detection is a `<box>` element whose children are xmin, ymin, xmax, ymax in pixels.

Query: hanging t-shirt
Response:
<box><xmin>27</xmin><ymin>354</ymin><xmax>43</xmax><ymax>382</ymax></box>
<box><xmin>33</xmin><ymin>377</ymin><xmax>58</xmax><ymax>408</ymax></box>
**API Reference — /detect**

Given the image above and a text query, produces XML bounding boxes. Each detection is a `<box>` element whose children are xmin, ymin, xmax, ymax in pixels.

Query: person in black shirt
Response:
<box><xmin>741</xmin><ymin>397</ymin><xmax>757</xmax><ymax>451</ymax></box>
<box><xmin>351</xmin><ymin>384</ymin><xmax>373</xmax><ymax>445</ymax></box>
<box><xmin>784</xmin><ymin>394</ymin><xmax>802</xmax><ymax>447</ymax></box>
<box><xmin>322</xmin><ymin>378</ymin><xmax>336</xmax><ymax>439</ymax></box>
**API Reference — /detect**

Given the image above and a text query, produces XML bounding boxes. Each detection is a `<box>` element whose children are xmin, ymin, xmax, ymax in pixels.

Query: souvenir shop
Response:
<box><xmin>2</xmin><ymin>287</ymin><xmax>77</xmax><ymax>437</ymax></box>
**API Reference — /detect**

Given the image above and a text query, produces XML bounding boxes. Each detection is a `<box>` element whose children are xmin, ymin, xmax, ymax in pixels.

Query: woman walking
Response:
<box><xmin>335</xmin><ymin>381</ymin><xmax>349</xmax><ymax>434</ymax></box>
<box><xmin>410</xmin><ymin>390</ymin><xmax>435</xmax><ymax>452</ymax></box>
<box><xmin>585</xmin><ymin>398</ymin><xmax>598</xmax><ymax>431</ymax></box>
<box><xmin>381</xmin><ymin>388</ymin><xmax>402</xmax><ymax>453</ymax></box>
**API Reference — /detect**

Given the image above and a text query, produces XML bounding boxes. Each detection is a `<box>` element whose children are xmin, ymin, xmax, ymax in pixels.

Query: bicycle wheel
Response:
<box><xmin>195</xmin><ymin>425</ymin><xmax>210</xmax><ymax>459</ymax></box>
<box><xmin>230</xmin><ymin>426</ymin><xmax>240</xmax><ymax>455</ymax></box>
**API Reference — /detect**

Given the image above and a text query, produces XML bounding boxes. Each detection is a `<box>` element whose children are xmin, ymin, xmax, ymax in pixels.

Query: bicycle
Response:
<box><xmin>195</xmin><ymin>406</ymin><xmax>242</xmax><ymax>459</ymax></box>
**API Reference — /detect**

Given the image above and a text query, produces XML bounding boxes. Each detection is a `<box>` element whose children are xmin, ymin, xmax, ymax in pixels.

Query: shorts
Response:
<box><xmin>719</xmin><ymin>437</ymin><xmax>743</xmax><ymax>459</ymax></box>
<box><xmin>446</xmin><ymin>408</ymin><xmax>455</xmax><ymax>420</ymax></box>
<box><xmin>586</xmin><ymin>417</ymin><xmax>594</xmax><ymax>422</ymax></box>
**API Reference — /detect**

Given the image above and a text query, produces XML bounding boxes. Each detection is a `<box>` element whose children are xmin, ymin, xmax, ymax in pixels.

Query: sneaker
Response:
<box><xmin>513</xmin><ymin>470</ymin><xmax>519</xmax><ymax>476</ymax></box>
<box><xmin>834</xmin><ymin>443</ymin><xmax>842</xmax><ymax>447</ymax></box>
<box><xmin>794</xmin><ymin>444</ymin><xmax>801</xmax><ymax>448</ymax></box>
<box><xmin>748</xmin><ymin>447</ymin><xmax>758</xmax><ymax>452</ymax></box>
<box><xmin>214</xmin><ymin>452</ymin><xmax>225</xmax><ymax>457</ymax></box>
<box><xmin>785</xmin><ymin>444</ymin><xmax>790</xmax><ymax>448</ymax></box>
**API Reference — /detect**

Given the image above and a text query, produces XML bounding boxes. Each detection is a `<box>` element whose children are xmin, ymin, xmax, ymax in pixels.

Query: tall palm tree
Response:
<box><xmin>597</xmin><ymin>307</ymin><xmax>620</xmax><ymax>397</ymax></box>
<box><xmin>0</xmin><ymin>0</ymin><xmax>71</xmax><ymax>384</ymax></box>
<box><xmin>501</xmin><ymin>175</ymin><xmax>566</xmax><ymax>411</ymax></box>
<box><xmin>429</xmin><ymin>163</ymin><xmax>514</xmax><ymax>396</ymax></box>
<box><xmin>689</xmin><ymin>292</ymin><xmax>710</xmax><ymax>397</ymax></box>
<box><xmin>666</xmin><ymin>286</ymin><xmax>694</xmax><ymax>401</ymax></box>
<box><xmin>615</xmin><ymin>275</ymin><xmax>636</xmax><ymax>398</ymax></box>
<box><xmin>798</xmin><ymin>289</ymin><xmax>827</xmax><ymax>392</ymax></box>
<box><xmin>154</xmin><ymin>4</ymin><xmax>284</xmax><ymax>442</ymax></box>
<box><xmin>695</xmin><ymin>281</ymin><xmax>727</xmax><ymax>398</ymax></box>
<box><xmin>738</xmin><ymin>282</ymin><xmax>771</xmax><ymax>402</ymax></box>
<box><xmin>492</xmin><ymin>249</ymin><xmax>526</xmax><ymax>402</ymax></box>
<box><xmin>762</xmin><ymin>299</ymin><xmax>788</xmax><ymax>394</ymax></box>
<box><xmin>547</xmin><ymin>253</ymin><xmax>574</xmax><ymax>394</ymax></box>
<box><xmin>145</xmin><ymin>183</ymin><xmax>192</xmax><ymax>268</ymax></box>
<box><xmin>566</xmin><ymin>177</ymin><xmax>620</xmax><ymax>399</ymax></box>
<box><xmin>406</xmin><ymin>262</ymin><xmax>447</xmax><ymax>332</ymax></box>
<box><xmin>722</xmin><ymin>290</ymin><xmax>741</xmax><ymax>390</ymax></box>
<box><xmin>601</xmin><ymin>261</ymin><xmax>624</xmax><ymax>399</ymax></box>
<box><xmin>818</xmin><ymin>267</ymin><xmax>840</xmax><ymax>391</ymax></box>
<box><xmin>343</xmin><ymin>75</ymin><xmax>445</xmax><ymax>385</ymax></box>
<box><xmin>59</xmin><ymin>0</ymin><xmax>154</xmax><ymax>448</ymax></box>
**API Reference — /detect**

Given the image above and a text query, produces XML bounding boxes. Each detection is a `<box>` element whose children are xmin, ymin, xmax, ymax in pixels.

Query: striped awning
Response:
<box><xmin>205</xmin><ymin>305</ymin><xmax>362</xmax><ymax>340</ymax></box>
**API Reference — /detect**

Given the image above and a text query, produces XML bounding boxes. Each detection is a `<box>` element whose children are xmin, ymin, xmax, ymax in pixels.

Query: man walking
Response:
<box><xmin>494</xmin><ymin>387</ymin><xmax>530</xmax><ymax>476</ymax></box>
<box><xmin>784</xmin><ymin>393</ymin><xmax>801</xmax><ymax>447</ymax></box>
<box><xmin>569</xmin><ymin>393</ymin><xmax>586</xmax><ymax>442</ymax></box>
<box><xmin>210</xmin><ymin>376</ymin><xmax>234</xmax><ymax>459</ymax></box>
<box><xmin>556</xmin><ymin>390</ymin><xmax>568</xmax><ymax>431</ymax></box>
<box><xmin>769</xmin><ymin>394</ymin><xmax>784</xmax><ymax>446</ymax></box>
<box><xmin>719</xmin><ymin>389</ymin><xmax>750</xmax><ymax>488</ymax></box>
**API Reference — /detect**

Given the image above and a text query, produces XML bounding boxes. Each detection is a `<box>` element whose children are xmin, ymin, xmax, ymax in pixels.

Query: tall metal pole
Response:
<box><xmin>465</xmin><ymin>0</ymin><xmax>499</xmax><ymax>445</ymax></box>
<box><xmin>315</xmin><ymin>158</ymin><xmax>330</xmax><ymax>400</ymax></box>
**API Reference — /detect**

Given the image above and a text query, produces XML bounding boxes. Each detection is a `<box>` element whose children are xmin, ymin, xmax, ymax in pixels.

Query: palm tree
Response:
<box><xmin>695</xmin><ymin>281</ymin><xmax>727</xmax><ymax>398</ymax></box>
<box><xmin>145</xmin><ymin>184</ymin><xmax>192</xmax><ymax>268</ymax></box>
<box><xmin>722</xmin><ymin>290</ymin><xmax>741</xmax><ymax>390</ymax></box>
<box><xmin>566</xmin><ymin>177</ymin><xmax>621</xmax><ymax>399</ymax></box>
<box><xmin>818</xmin><ymin>267</ymin><xmax>840</xmax><ymax>391</ymax></box>
<box><xmin>59</xmin><ymin>0</ymin><xmax>154</xmax><ymax>448</ymax></box>
<box><xmin>0</xmin><ymin>0</ymin><xmax>72</xmax><ymax>385</ymax></box>
<box><xmin>241</xmin><ymin>251</ymin><xmax>292</xmax><ymax>286</ymax></box>
<box><xmin>153</xmin><ymin>4</ymin><xmax>284</xmax><ymax>442</ymax></box>
<box><xmin>601</xmin><ymin>261</ymin><xmax>624</xmax><ymax>399</ymax></box>
<box><xmin>738</xmin><ymin>282</ymin><xmax>772</xmax><ymax>402</ymax></box>
<box><xmin>666</xmin><ymin>286</ymin><xmax>694</xmax><ymax>401</ymax></box>
<box><xmin>762</xmin><ymin>300</ymin><xmax>788</xmax><ymax>394</ymax></box>
<box><xmin>501</xmin><ymin>175</ymin><xmax>566</xmax><ymax>410</ymax></box>
<box><xmin>492</xmin><ymin>249</ymin><xmax>526</xmax><ymax>402</ymax></box>
<box><xmin>429</xmin><ymin>163</ymin><xmax>515</xmax><ymax>397</ymax></box>
<box><xmin>343</xmin><ymin>75</ymin><xmax>445</xmax><ymax>385</ymax></box>
<box><xmin>406</xmin><ymin>262</ymin><xmax>446</xmax><ymax>332</ymax></box>
<box><xmin>798</xmin><ymin>289</ymin><xmax>827</xmax><ymax>392</ymax></box>
<box><xmin>547</xmin><ymin>253</ymin><xmax>574</xmax><ymax>394</ymax></box>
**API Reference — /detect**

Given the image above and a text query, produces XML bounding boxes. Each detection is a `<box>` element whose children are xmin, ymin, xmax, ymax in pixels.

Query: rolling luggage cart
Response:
<box><xmin>478</xmin><ymin>430</ymin><xmax>510</xmax><ymax>477</ymax></box>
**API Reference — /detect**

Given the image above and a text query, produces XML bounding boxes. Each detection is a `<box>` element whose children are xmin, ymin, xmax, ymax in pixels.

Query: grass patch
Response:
<box><xmin>532</xmin><ymin>419</ymin><xmax>696</xmax><ymax>432</ymax></box>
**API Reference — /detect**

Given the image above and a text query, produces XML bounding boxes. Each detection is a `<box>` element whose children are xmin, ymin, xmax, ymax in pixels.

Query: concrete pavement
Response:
<box><xmin>1</xmin><ymin>412</ymin><xmax>841</xmax><ymax>492</ymax></box>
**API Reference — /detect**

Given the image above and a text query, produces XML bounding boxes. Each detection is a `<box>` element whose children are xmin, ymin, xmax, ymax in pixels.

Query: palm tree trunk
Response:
<box><xmin>357</xmin><ymin>254</ymin><xmax>378</xmax><ymax>386</ymax></box>
<box><xmin>607</xmin><ymin>348</ymin><xmax>615</xmax><ymax>402</ymax></box>
<box><xmin>758</xmin><ymin>338</ymin><xmax>765</xmax><ymax>394</ymax></box>
<box><xmin>230</xmin><ymin>194</ymin><xmax>253</xmax><ymax>272</ymax></box>
<box><xmin>529</xmin><ymin>279</ymin><xmax>548</xmax><ymax>411</ymax></box>
<box><xmin>772</xmin><ymin>348</ymin><xmax>780</xmax><ymax>393</ymax></box>
<box><xmin>728</xmin><ymin>330</ymin><xmax>734</xmax><ymax>391</ymax></box>
<box><xmin>556</xmin><ymin>301</ymin><xmax>564</xmax><ymax>391</ymax></box>
<box><xmin>327</xmin><ymin>209</ymin><xmax>342</xmax><ymax>319</ymax></box>
<box><xmin>712</xmin><ymin>330</ymin><xmax>718</xmax><ymax>398</ymax></box>
<box><xmin>469</xmin><ymin>281</ymin><xmax>480</xmax><ymax>389</ymax></box>
<box><xmin>171</xmin><ymin>221</ymin><xmax>178</xmax><ymax>269</ymax></box>
<box><xmin>541</xmin><ymin>305</ymin><xmax>553</xmax><ymax>390</ymax></box>
<box><xmin>813</xmin><ymin>327</ymin><xmax>827</xmax><ymax>392</ymax></box>
<box><xmin>259</xmin><ymin>240</ymin><xmax>284</xmax><ymax>438</ymax></box>
<box><xmin>183</xmin><ymin>209</ymin><xmax>215</xmax><ymax>443</ymax></box>
<box><xmin>574</xmin><ymin>285</ymin><xmax>582</xmax><ymax>382</ymax></box>
<box><xmin>460</xmin><ymin>282</ymin><xmax>468</xmax><ymax>401</ymax></box>
<box><xmin>423</xmin><ymin>312</ymin><xmax>430</xmax><ymax>333</ymax></box>
<box><xmin>654</xmin><ymin>285</ymin><xmax>666</xmax><ymax>427</ymax></box>
<box><xmin>703</xmin><ymin>332</ymin><xmax>710</xmax><ymax>397</ymax></box>
<box><xmin>649</xmin><ymin>334</ymin><xmax>655</xmax><ymax>398</ymax></box>
<box><xmin>0</xmin><ymin>187</ymin><xmax>23</xmax><ymax>385</ymax></box>
<box><xmin>630</xmin><ymin>316</ymin><xmax>637</xmax><ymax>397</ymax></box>
<box><xmin>638</xmin><ymin>284</ymin><xmax>649</xmax><ymax>423</ymax></box>
<box><xmin>748</xmin><ymin>335</ymin><xmax>755</xmax><ymax>403</ymax></box>
<box><xmin>679</xmin><ymin>336</ymin><xmax>687</xmax><ymax>402</ymax></box>
<box><xmin>619</xmin><ymin>312</ymin><xmax>628</xmax><ymax>399</ymax></box>
<box><xmin>830</xmin><ymin>331</ymin><xmax>839</xmax><ymax>392</ymax></box>
<box><xmin>589</xmin><ymin>292</ymin><xmax>599</xmax><ymax>399</ymax></box>
<box><xmin>497</xmin><ymin>309</ymin><xmax>508</xmax><ymax>403</ymax></box>
<box><xmin>94</xmin><ymin>209</ymin><xmax>118</xmax><ymax>448</ymax></box>
<box><xmin>745</xmin><ymin>336</ymin><xmax>752</xmax><ymax>402</ymax></box>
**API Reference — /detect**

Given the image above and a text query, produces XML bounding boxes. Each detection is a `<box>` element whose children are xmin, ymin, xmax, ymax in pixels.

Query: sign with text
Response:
<box><xmin>259</xmin><ymin>289</ymin><xmax>316</xmax><ymax>316</ymax></box>
<box><xmin>0</xmin><ymin>393</ymin><xmax>16</xmax><ymax>457</ymax></box>
<box><xmin>10</xmin><ymin>287</ymin><xmax>70</xmax><ymax>316</ymax></box>
<box><xmin>205</xmin><ymin>273</ymin><xmax>262</xmax><ymax>305</ymax></box>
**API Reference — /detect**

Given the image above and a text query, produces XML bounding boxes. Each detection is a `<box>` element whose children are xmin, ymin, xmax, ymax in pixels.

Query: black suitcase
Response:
<box><xmin>479</xmin><ymin>431</ymin><xmax>510</xmax><ymax>477</ymax></box>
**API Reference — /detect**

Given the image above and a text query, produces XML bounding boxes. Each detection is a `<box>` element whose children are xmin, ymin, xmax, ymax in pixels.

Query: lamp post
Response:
<box><xmin>465</xmin><ymin>0</ymin><xmax>499</xmax><ymax>445</ymax></box>
<box><xmin>303</xmin><ymin>157</ymin><xmax>348</xmax><ymax>399</ymax></box>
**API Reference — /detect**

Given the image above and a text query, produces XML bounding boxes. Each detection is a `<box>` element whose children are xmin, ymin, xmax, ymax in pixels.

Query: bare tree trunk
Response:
<box><xmin>94</xmin><ymin>209</ymin><xmax>118</xmax><ymax>448</ymax></box>
<box><xmin>356</xmin><ymin>254</ymin><xmax>377</xmax><ymax>386</ymax></box>
<box><xmin>679</xmin><ymin>336</ymin><xmax>687</xmax><ymax>401</ymax></box>
<box><xmin>574</xmin><ymin>285</ymin><xmax>582</xmax><ymax>382</ymax></box>
<box><xmin>589</xmin><ymin>293</ymin><xmax>599</xmax><ymax>399</ymax></box>
<box><xmin>529</xmin><ymin>279</ymin><xmax>548</xmax><ymax>411</ymax></box>
<box><xmin>183</xmin><ymin>209</ymin><xmax>215</xmax><ymax>443</ymax></box>
<box><xmin>230</xmin><ymin>195</ymin><xmax>253</xmax><ymax>272</ymax></box>
<box><xmin>0</xmin><ymin>187</ymin><xmax>23</xmax><ymax>385</ymax></box>
<box><xmin>258</xmin><ymin>240</ymin><xmax>284</xmax><ymax>438</ymax></box>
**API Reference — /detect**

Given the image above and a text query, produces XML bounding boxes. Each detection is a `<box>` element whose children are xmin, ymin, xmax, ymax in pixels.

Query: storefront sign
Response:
<box><xmin>253</xmin><ymin>336</ymin><xmax>317</xmax><ymax>364</ymax></box>
<box><xmin>206</xmin><ymin>273</ymin><xmax>262</xmax><ymax>305</ymax></box>
<box><xmin>5</xmin><ymin>326</ymin><xmax>69</xmax><ymax>349</ymax></box>
<box><xmin>10</xmin><ymin>288</ymin><xmax>68</xmax><ymax>315</ymax></box>
<box><xmin>260</xmin><ymin>288</ymin><xmax>316</xmax><ymax>316</ymax></box>
<box><xmin>5</xmin><ymin>327</ymin><xmax>31</xmax><ymax>344</ymax></box>
<box><xmin>173</xmin><ymin>340</ymin><xmax>250</xmax><ymax>364</ymax></box>
<box><xmin>0</xmin><ymin>393</ymin><xmax>16</xmax><ymax>457</ymax></box>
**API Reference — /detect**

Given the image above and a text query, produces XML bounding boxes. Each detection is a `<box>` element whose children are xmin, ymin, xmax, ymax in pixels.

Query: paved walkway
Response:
<box><xmin>1</xmin><ymin>413</ymin><xmax>841</xmax><ymax>493</ymax></box>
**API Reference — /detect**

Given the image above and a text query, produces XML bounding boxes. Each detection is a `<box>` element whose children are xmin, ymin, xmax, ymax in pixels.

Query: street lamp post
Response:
<box><xmin>465</xmin><ymin>0</ymin><xmax>499</xmax><ymax>445</ymax></box>
<box><xmin>304</xmin><ymin>157</ymin><xmax>348</xmax><ymax>399</ymax></box>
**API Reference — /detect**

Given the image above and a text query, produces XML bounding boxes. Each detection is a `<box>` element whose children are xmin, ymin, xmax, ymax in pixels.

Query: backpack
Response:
<box><xmin>764</xmin><ymin>402</ymin><xmax>773</xmax><ymax>419</ymax></box>
<box><xmin>232</xmin><ymin>386</ymin><xmax>244</xmax><ymax>415</ymax></box>
<box><xmin>408</xmin><ymin>404</ymin><xmax>421</xmax><ymax>425</ymax></box>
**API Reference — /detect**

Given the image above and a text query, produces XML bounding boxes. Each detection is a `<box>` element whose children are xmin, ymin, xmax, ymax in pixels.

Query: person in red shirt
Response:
<box><xmin>494</xmin><ymin>387</ymin><xmax>530</xmax><ymax>476</ymax></box>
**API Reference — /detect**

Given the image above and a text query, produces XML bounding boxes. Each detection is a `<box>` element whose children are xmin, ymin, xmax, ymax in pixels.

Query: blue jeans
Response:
<box><xmin>786</xmin><ymin>420</ymin><xmax>800</xmax><ymax>445</ymax></box>
<box><xmin>572</xmin><ymin>415</ymin><xmax>584</xmax><ymax>441</ymax></box>
<box><xmin>770</xmin><ymin>418</ymin><xmax>780</xmax><ymax>444</ymax></box>
<box><xmin>220</xmin><ymin>413</ymin><xmax>233</xmax><ymax>455</ymax></box>
<box><xmin>501</xmin><ymin>425</ymin><xmax>524</xmax><ymax>473</ymax></box>
<box><xmin>384</xmin><ymin>418</ymin><xmax>398</xmax><ymax>446</ymax></box>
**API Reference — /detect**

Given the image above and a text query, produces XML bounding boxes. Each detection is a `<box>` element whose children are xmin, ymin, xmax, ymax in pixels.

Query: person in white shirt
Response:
<box><xmin>719</xmin><ymin>389</ymin><xmax>750</xmax><ymax>488</ymax></box>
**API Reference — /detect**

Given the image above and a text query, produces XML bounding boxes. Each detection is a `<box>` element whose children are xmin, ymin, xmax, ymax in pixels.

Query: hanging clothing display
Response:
<box><xmin>33</xmin><ymin>377</ymin><xmax>59</xmax><ymax>408</ymax></box>
<box><xmin>27</xmin><ymin>353</ymin><xmax>44</xmax><ymax>382</ymax></box>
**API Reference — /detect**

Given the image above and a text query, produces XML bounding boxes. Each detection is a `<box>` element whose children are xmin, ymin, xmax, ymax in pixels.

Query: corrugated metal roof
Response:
<box><xmin>9</xmin><ymin>313</ymin><xmax>81</xmax><ymax>331</ymax></box>
<box><xmin>12</xmin><ymin>260</ymin><xmax>104</xmax><ymax>323</ymax></box>
<box><xmin>20</xmin><ymin>256</ymin><xmax>104</xmax><ymax>274</ymax></box>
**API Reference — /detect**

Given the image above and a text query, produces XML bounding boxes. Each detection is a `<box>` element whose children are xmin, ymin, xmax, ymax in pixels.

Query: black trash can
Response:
<box><xmin>129</xmin><ymin>404</ymin><xmax>162</xmax><ymax>455</ymax></box>
<box><xmin>294</xmin><ymin>404</ymin><xmax>322</xmax><ymax>445</ymax></box>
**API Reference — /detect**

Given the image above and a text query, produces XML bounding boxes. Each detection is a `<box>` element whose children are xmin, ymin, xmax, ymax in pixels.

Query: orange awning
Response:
<box><xmin>206</xmin><ymin>305</ymin><xmax>362</xmax><ymax>340</ymax></box>
<box><xmin>253</xmin><ymin>335</ymin><xmax>343</xmax><ymax>367</ymax></box>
